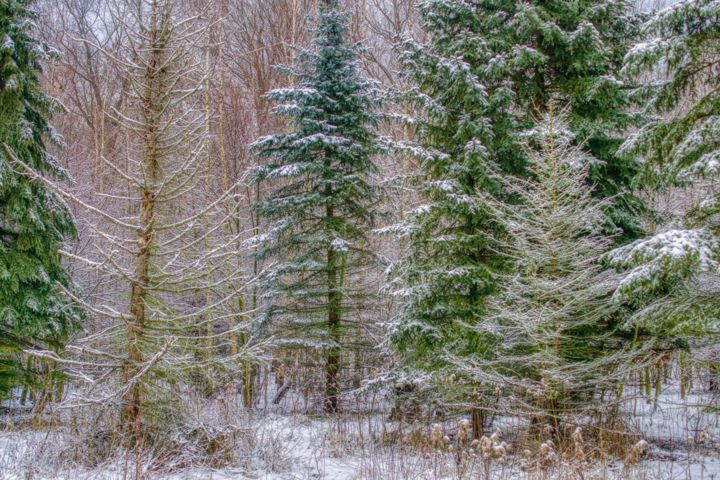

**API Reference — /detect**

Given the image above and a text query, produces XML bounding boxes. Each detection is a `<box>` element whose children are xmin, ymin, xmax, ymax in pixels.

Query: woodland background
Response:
<box><xmin>0</xmin><ymin>0</ymin><xmax>719</xmax><ymax>478</ymax></box>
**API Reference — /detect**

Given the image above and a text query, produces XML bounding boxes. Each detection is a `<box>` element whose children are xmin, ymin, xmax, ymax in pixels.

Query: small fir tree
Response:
<box><xmin>459</xmin><ymin>110</ymin><xmax>641</xmax><ymax>436</ymax></box>
<box><xmin>251</xmin><ymin>0</ymin><xmax>380</xmax><ymax>413</ymax></box>
<box><xmin>0</xmin><ymin>0</ymin><xmax>78</xmax><ymax>397</ymax></box>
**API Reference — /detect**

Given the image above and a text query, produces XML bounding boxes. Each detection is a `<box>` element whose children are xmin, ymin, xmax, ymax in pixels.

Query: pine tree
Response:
<box><xmin>385</xmin><ymin>1</ymin><xmax>500</xmax><ymax>378</ymax></box>
<box><xmin>0</xmin><ymin>0</ymin><xmax>78</xmax><ymax>398</ymax></box>
<box><xmin>459</xmin><ymin>110</ymin><xmax>637</xmax><ymax>436</ymax></box>
<box><xmin>386</xmin><ymin>0</ymin><xmax>645</xmax><ymax>407</ymax></box>
<box><xmin>251</xmin><ymin>0</ymin><xmax>380</xmax><ymax>413</ymax></box>
<box><xmin>606</xmin><ymin>0</ymin><xmax>720</xmax><ymax>338</ymax></box>
<box><xmin>468</xmin><ymin>0</ymin><xmax>645</xmax><ymax>238</ymax></box>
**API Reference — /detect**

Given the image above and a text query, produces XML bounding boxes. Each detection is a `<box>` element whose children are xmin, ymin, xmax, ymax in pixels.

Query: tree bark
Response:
<box><xmin>122</xmin><ymin>8</ymin><xmax>162</xmax><ymax>441</ymax></box>
<box><xmin>325</xmin><ymin>203</ymin><xmax>341</xmax><ymax>414</ymax></box>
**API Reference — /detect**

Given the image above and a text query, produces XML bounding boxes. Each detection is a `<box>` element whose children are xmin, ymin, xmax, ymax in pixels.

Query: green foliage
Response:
<box><xmin>0</xmin><ymin>0</ymin><xmax>79</xmax><ymax>398</ymax></box>
<box><xmin>608</xmin><ymin>0</ymin><xmax>720</xmax><ymax>338</ymax></box>
<box><xmin>251</xmin><ymin>2</ymin><xmax>380</xmax><ymax>353</ymax></box>
<box><xmin>384</xmin><ymin>1</ymin><xmax>500</xmax><ymax>374</ymax></box>
<box><xmin>620</xmin><ymin>0</ymin><xmax>720</xmax><ymax>180</ymax></box>
<box><xmin>459</xmin><ymin>111</ymin><xmax>633</xmax><ymax>418</ymax></box>
<box><xmin>387</xmin><ymin>0</ymin><xmax>645</xmax><ymax>378</ymax></box>
<box><xmin>0</xmin><ymin>327</ymin><xmax>34</xmax><ymax>396</ymax></box>
<box><xmin>427</xmin><ymin>0</ymin><xmax>645</xmax><ymax>239</ymax></box>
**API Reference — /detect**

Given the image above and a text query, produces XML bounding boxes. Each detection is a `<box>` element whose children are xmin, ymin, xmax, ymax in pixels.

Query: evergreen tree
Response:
<box><xmin>473</xmin><ymin>0</ymin><xmax>644</xmax><ymax>238</ymax></box>
<box><xmin>607</xmin><ymin>0</ymin><xmax>720</xmax><ymax>338</ymax></box>
<box><xmin>0</xmin><ymin>0</ymin><xmax>78</xmax><ymax>398</ymax></box>
<box><xmin>251</xmin><ymin>0</ymin><xmax>380</xmax><ymax>413</ymax></box>
<box><xmin>460</xmin><ymin>110</ymin><xmax>637</xmax><ymax>435</ymax></box>
<box><xmin>385</xmin><ymin>1</ymin><xmax>500</xmax><ymax>378</ymax></box>
<box><xmin>387</xmin><ymin>0</ymin><xmax>645</xmax><ymax>393</ymax></box>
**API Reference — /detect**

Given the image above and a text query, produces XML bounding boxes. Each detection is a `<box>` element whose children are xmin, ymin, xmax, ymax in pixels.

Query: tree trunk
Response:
<box><xmin>325</xmin><ymin>204</ymin><xmax>341</xmax><ymax>414</ymax></box>
<box><xmin>123</xmin><ymin>185</ymin><xmax>152</xmax><ymax>439</ymax></box>
<box><xmin>240</xmin><ymin>330</ymin><xmax>255</xmax><ymax>409</ymax></box>
<box><xmin>709</xmin><ymin>359</ymin><xmax>719</xmax><ymax>392</ymax></box>
<box><xmin>471</xmin><ymin>407</ymin><xmax>485</xmax><ymax>440</ymax></box>
<box><xmin>122</xmin><ymin>11</ymin><xmax>161</xmax><ymax>440</ymax></box>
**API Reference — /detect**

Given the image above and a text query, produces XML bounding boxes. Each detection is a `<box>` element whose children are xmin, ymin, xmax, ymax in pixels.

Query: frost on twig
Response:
<box><xmin>15</xmin><ymin>0</ymin><xmax>262</xmax><ymax>439</ymax></box>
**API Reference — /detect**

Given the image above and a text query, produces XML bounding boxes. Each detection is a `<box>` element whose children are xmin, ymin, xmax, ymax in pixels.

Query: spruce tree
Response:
<box><xmin>387</xmin><ymin>0</ymin><xmax>645</xmax><ymax>389</ymax></box>
<box><xmin>385</xmin><ymin>1</ymin><xmax>500</xmax><ymax>378</ymax></box>
<box><xmin>460</xmin><ymin>110</ymin><xmax>634</xmax><ymax>436</ymax></box>
<box><xmin>0</xmin><ymin>0</ymin><xmax>78</xmax><ymax>397</ymax></box>
<box><xmin>464</xmin><ymin>0</ymin><xmax>645</xmax><ymax>238</ymax></box>
<box><xmin>251</xmin><ymin>0</ymin><xmax>379</xmax><ymax>413</ymax></box>
<box><xmin>606</xmin><ymin>0</ymin><xmax>720</xmax><ymax>338</ymax></box>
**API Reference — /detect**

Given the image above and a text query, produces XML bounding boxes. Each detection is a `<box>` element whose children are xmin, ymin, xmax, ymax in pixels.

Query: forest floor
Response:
<box><xmin>0</xmin><ymin>384</ymin><xmax>718</xmax><ymax>479</ymax></box>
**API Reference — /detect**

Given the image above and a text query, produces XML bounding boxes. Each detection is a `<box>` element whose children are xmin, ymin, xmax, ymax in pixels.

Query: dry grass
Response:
<box><xmin>0</xmin><ymin>368</ymin><xmax>718</xmax><ymax>479</ymax></box>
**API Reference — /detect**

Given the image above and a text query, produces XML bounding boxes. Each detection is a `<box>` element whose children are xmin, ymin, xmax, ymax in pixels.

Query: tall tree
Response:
<box><xmin>467</xmin><ymin>0</ymin><xmax>645</xmax><ymax>239</ymax></box>
<box><xmin>387</xmin><ymin>0</ymin><xmax>645</xmax><ymax>391</ymax></box>
<box><xmin>0</xmin><ymin>0</ymin><xmax>78</xmax><ymax>398</ymax></box>
<box><xmin>460</xmin><ymin>110</ymin><xmax>644</xmax><ymax>438</ymax></box>
<box><xmin>252</xmin><ymin>0</ymin><xmax>380</xmax><ymax>413</ymax></box>
<box><xmin>14</xmin><ymin>0</ymin><xmax>256</xmax><ymax>445</ymax></box>
<box><xmin>385</xmin><ymin>1</ymin><xmax>500</xmax><ymax>379</ymax></box>
<box><xmin>607</xmin><ymin>0</ymin><xmax>720</xmax><ymax>340</ymax></box>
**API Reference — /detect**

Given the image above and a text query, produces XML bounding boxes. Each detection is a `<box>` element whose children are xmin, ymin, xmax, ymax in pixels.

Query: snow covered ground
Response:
<box><xmin>0</xmin><ymin>385</ymin><xmax>718</xmax><ymax>479</ymax></box>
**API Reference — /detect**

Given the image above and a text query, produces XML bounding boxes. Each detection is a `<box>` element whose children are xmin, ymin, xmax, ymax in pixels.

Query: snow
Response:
<box><xmin>330</xmin><ymin>237</ymin><xmax>349</xmax><ymax>252</ymax></box>
<box><xmin>24</xmin><ymin>298</ymin><xmax>39</xmax><ymax>312</ymax></box>
<box><xmin>520</xmin><ymin>112</ymin><xmax>575</xmax><ymax>148</ymax></box>
<box><xmin>269</xmin><ymin>87</ymin><xmax>320</xmax><ymax>99</ymax></box>
<box><xmin>618</xmin><ymin>125</ymin><xmax>651</xmax><ymax>157</ymax></box>
<box><xmin>441</xmin><ymin>266</ymin><xmax>471</xmax><ymax>277</ymax></box>
<box><xmin>428</xmin><ymin>180</ymin><xmax>456</xmax><ymax>192</ymax></box>
<box><xmin>1</xmin><ymin>34</ymin><xmax>13</xmax><ymax>51</ymax></box>
<box><xmin>625</xmin><ymin>38</ymin><xmax>668</xmax><ymax>59</ymax></box>
<box><xmin>18</xmin><ymin>119</ymin><xmax>33</xmax><ymax>140</ymax></box>
<box><xmin>570</xmin><ymin>20</ymin><xmax>603</xmax><ymax>43</ymax></box>
<box><xmin>292</xmin><ymin>133</ymin><xmax>349</xmax><ymax>148</ymax></box>
<box><xmin>37</xmin><ymin>267</ymin><xmax>49</xmax><ymax>283</ymax></box>
<box><xmin>268</xmin><ymin>163</ymin><xmax>305</xmax><ymax>179</ymax></box>
<box><xmin>0</xmin><ymin>415</ymin><xmax>364</xmax><ymax>480</ymax></box>
<box><xmin>379</xmin><ymin>137</ymin><xmax>446</xmax><ymax>163</ymax></box>
<box><xmin>620</xmin><ymin>229</ymin><xmax>716</xmax><ymax>266</ymax></box>
<box><xmin>486</xmin><ymin>54</ymin><xmax>506</xmax><ymax>70</ymax></box>
<box><xmin>374</xmin><ymin>221</ymin><xmax>417</xmax><ymax>236</ymax></box>
<box><xmin>699</xmin><ymin>195</ymin><xmax>719</xmax><ymax>212</ymax></box>
<box><xmin>243</xmin><ymin>220</ymin><xmax>291</xmax><ymax>248</ymax></box>
<box><xmin>463</xmin><ymin>139</ymin><xmax>485</xmax><ymax>151</ymax></box>
<box><xmin>675</xmin><ymin>116</ymin><xmax>720</xmax><ymax>162</ymax></box>
<box><xmin>48</xmin><ymin>126</ymin><xmax>65</xmax><ymax>146</ymax></box>
<box><xmin>1</xmin><ymin>403</ymin><xmax>718</xmax><ymax>479</ymax></box>
<box><xmin>607</xmin><ymin>228</ymin><xmax>720</xmax><ymax>300</ymax></box>
<box><xmin>696</xmin><ymin>151</ymin><xmax>720</xmax><ymax>176</ymax></box>
<box><xmin>598</xmin><ymin>74</ymin><xmax>624</xmax><ymax>87</ymax></box>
